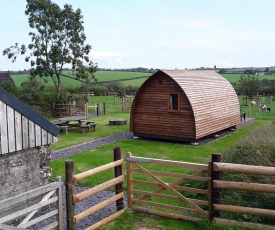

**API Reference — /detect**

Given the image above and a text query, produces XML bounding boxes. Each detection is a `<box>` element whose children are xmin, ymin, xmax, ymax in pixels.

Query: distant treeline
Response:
<box><xmin>0</xmin><ymin>67</ymin><xmax>157</xmax><ymax>75</ymax></box>
<box><xmin>218</xmin><ymin>66</ymin><xmax>275</xmax><ymax>75</ymax></box>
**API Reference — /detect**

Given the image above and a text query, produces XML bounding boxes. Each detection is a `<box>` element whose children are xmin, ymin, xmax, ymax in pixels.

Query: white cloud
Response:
<box><xmin>157</xmin><ymin>38</ymin><xmax>221</xmax><ymax>50</ymax></box>
<box><xmin>164</xmin><ymin>18</ymin><xmax>219</xmax><ymax>31</ymax></box>
<box><xmin>90</xmin><ymin>50</ymin><xmax>122</xmax><ymax>60</ymax></box>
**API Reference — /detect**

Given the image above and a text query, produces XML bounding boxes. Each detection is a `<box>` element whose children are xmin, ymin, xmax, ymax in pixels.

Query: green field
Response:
<box><xmin>11</xmin><ymin>72</ymin><xmax>275</xmax><ymax>89</ymax></box>
<box><xmin>11</xmin><ymin>71</ymin><xmax>152</xmax><ymax>88</ymax></box>
<box><xmin>63</xmin><ymin>70</ymin><xmax>151</xmax><ymax>83</ymax></box>
<box><xmin>121</xmin><ymin>76</ymin><xmax>149</xmax><ymax>87</ymax></box>
<box><xmin>11</xmin><ymin>73</ymin><xmax>82</xmax><ymax>87</ymax></box>
<box><xmin>222</xmin><ymin>73</ymin><xmax>275</xmax><ymax>83</ymax></box>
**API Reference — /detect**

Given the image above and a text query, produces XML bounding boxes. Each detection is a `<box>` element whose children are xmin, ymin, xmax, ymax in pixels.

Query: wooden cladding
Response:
<box><xmin>0</xmin><ymin>101</ymin><xmax>57</xmax><ymax>154</ymax></box>
<box><xmin>131</xmin><ymin>70</ymin><xmax>240</xmax><ymax>141</ymax></box>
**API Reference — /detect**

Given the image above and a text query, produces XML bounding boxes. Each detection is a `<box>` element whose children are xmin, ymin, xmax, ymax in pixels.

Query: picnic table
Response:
<box><xmin>53</xmin><ymin>116</ymin><xmax>97</xmax><ymax>133</ymax></box>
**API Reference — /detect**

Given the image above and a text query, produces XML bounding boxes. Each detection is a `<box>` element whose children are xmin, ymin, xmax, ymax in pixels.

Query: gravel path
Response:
<box><xmin>19</xmin><ymin>132</ymin><xmax>133</xmax><ymax>229</ymax></box>
<box><xmin>52</xmin><ymin>131</ymin><xmax>134</xmax><ymax>161</ymax></box>
<box><xmin>30</xmin><ymin>186</ymin><xmax>127</xmax><ymax>230</ymax></box>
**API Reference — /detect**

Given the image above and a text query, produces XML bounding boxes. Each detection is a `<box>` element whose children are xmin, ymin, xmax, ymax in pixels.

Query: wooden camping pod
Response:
<box><xmin>130</xmin><ymin>70</ymin><xmax>240</xmax><ymax>141</ymax></box>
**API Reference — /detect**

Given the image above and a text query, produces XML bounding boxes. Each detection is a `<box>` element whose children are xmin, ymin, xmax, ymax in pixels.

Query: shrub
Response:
<box><xmin>90</xmin><ymin>85</ymin><xmax>108</xmax><ymax>96</ymax></box>
<box><xmin>221</xmin><ymin>122</ymin><xmax>275</xmax><ymax>225</ymax></box>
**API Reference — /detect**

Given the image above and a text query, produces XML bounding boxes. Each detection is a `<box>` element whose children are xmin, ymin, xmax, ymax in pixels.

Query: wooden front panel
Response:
<box><xmin>0</xmin><ymin>102</ymin><xmax>58</xmax><ymax>154</ymax></box>
<box><xmin>131</xmin><ymin>73</ymin><xmax>196</xmax><ymax>140</ymax></box>
<box><xmin>162</xmin><ymin>70</ymin><xmax>240</xmax><ymax>140</ymax></box>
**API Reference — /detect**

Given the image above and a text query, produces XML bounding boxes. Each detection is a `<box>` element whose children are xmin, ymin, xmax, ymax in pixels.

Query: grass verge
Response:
<box><xmin>49</xmin><ymin>120</ymin><xmax>268</xmax><ymax>230</ymax></box>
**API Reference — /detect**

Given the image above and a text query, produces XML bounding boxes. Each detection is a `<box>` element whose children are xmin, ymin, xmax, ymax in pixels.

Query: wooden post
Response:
<box><xmin>121</xmin><ymin>97</ymin><xmax>125</xmax><ymax>112</ymax></box>
<box><xmin>113</xmin><ymin>147</ymin><xmax>124</xmax><ymax>211</ymax></box>
<box><xmin>126</xmin><ymin>152</ymin><xmax>133</xmax><ymax>208</ymax></box>
<box><xmin>248</xmin><ymin>103</ymin><xmax>251</xmax><ymax>118</ymax></box>
<box><xmin>85</xmin><ymin>103</ymin><xmax>88</xmax><ymax>117</ymax></box>
<box><xmin>103</xmin><ymin>102</ymin><xmax>106</xmax><ymax>115</ymax></box>
<box><xmin>56</xmin><ymin>176</ymin><xmax>64</xmax><ymax>230</ymax></box>
<box><xmin>66</xmin><ymin>160</ymin><xmax>75</xmax><ymax>230</ymax></box>
<box><xmin>209</xmin><ymin>153</ymin><xmax>222</xmax><ymax>221</ymax></box>
<box><xmin>69</xmin><ymin>104</ymin><xmax>72</xmax><ymax>116</ymax></box>
<box><xmin>96</xmin><ymin>104</ymin><xmax>99</xmax><ymax>117</ymax></box>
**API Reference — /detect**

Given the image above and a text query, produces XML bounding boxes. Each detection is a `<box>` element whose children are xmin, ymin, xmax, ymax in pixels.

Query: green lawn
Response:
<box><xmin>239</xmin><ymin>96</ymin><xmax>275</xmax><ymax>120</ymax></box>
<box><xmin>49</xmin><ymin>119</ymin><xmax>267</xmax><ymax>230</ymax></box>
<box><xmin>47</xmin><ymin>93</ymin><xmax>274</xmax><ymax>230</ymax></box>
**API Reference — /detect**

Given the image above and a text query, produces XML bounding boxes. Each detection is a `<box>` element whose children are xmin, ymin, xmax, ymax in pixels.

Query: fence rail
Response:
<box><xmin>210</xmin><ymin>153</ymin><xmax>275</xmax><ymax>230</ymax></box>
<box><xmin>125</xmin><ymin>152</ymin><xmax>275</xmax><ymax>229</ymax></box>
<box><xmin>65</xmin><ymin>147</ymin><xmax>125</xmax><ymax>230</ymax></box>
<box><xmin>0</xmin><ymin>177</ymin><xmax>63</xmax><ymax>230</ymax></box>
<box><xmin>125</xmin><ymin>152</ymin><xmax>209</xmax><ymax>222</ymax></box>
<box><xmin>3</xmin><ymin>151</ymin><xmax>275</xmax><ymax>229</ymax></box>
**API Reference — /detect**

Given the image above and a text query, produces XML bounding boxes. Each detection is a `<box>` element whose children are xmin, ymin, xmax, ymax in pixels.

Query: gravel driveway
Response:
<box><xmin>52</xmin><ymin>131</ymin><xmax>134</xmax><ymax>161</ymax></box>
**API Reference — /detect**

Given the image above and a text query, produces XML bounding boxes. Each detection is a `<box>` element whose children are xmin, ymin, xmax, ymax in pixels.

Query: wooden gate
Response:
<box><xmin>0</xmin><ymin>177</ymin><xmax>63</xmax><ymax>230</ymax></box>
<box><xmin>65</xmin><ymin>147</ymin><xmax>125</xmax><ymax>230</ymax></box>
<box><xmin>55</xmin><ymin>103</ymin><xmax>88</xmax><ymax>117</ymax></box>
<box><xmin>125</xmin><ymin>152</ymin><xmax>209</xmax><ymax>222</ymax></box>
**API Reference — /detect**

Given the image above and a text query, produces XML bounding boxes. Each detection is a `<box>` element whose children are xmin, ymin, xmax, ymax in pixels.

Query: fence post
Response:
<box><xmin>113</xmin><ymin>147</ymin><xmax>124</xmax><ymax>211</ymax></box>
<box><xmin>56</xmin><ymin>176</ymin><xmax>64</xmax><ymax>230</ymax></box>
<box><xmin>103</xmin><ymin>102</ymin><xmax>106</xmax><ymax>115</ymax></box>
<box><xmin>126</xmin><ymin>152</ymin><xmax>133</xmax><ymax>208</ymax></box>
<box><xmin>69</xmin><ymin>104</ymin><xmax>72</xmax><ymax>116</ymax></box>
<box><xmin>96</xmin><ymin>103</ymin><xmax>99</xmax><ymax>117</ymax></box>
<box><xmin>209</xmin><ymin>153</ymin><xmax>222</xmax><ymax>221</ymax></box>
<box><xmin>65</xmin><ymin>160</ymin><xmax>75</xmax><ymax>230</ymax></box>
<box><xmin>85</xmin><ymin>103</ymin><xmax>88</xmax><ymax>117</ymax></box>
<box><xmin>121</xmin><ymin>97</ymin><xmax>125</xmax><ymax>112</ymax></box>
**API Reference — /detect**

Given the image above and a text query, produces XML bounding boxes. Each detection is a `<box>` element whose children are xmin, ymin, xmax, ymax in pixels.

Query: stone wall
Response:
<box><xmin>0</xmin><ymin>145</ymin><xmax>53</xmax><ymax>217</ymax></box>
<box><xmin>38</xmin><ymin>145</ymin><xmax>52</xmax><ymax>186</ymax></box>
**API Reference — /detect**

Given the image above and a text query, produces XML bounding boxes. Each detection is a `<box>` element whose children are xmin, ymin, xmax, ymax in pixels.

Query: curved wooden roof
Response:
<box><xmin>161</xmin><ymin>70</ymin><xmax>240</xmax><ymax>138</ymax></box>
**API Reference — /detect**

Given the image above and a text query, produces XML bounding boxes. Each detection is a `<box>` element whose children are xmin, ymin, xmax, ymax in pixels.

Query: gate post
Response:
<box><xmin>96</xmin><ymin>103</ymin><xmax>99</xmax><ymax>117</ymax></box>
<box><xmin>126</xmin><ymin>152</ymin><xmax>133</xmax><ymax>208</ymax></box>
<box><xmin>65</xmin><ymin>160</ymin><xmax>75</xmax><ymax>230</ymax></box>
<box><xmin>113</xmin><ymin>147</ymin><xmax>124</xmax><ymax>211</ymax></box>
<box><xmin>209</xmin><ymin>153</ymin><xmax>222</xmax><ymax>221</ymax></box>
<box><xmin>56</xmin><ymin>176</ymin><xmax>64</xmax><ymax>230</ymax></box>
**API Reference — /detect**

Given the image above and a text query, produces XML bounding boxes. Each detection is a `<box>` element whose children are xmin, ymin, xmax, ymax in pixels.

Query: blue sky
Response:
<box><xmin>1</xmin><ymin>0</ymin><xmax>275</xmax><ymax>70</ymax></box>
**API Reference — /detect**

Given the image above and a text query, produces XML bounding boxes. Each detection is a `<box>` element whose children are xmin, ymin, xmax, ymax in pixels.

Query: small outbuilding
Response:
<box><xmin>130</xmin><ymin>69</ymin><xmax>240</xmax><ymax>142</ymax></box>
<box><xmin>0</xmin><ymin>87</ymin><xmax>60</xmax><ymax>216</ymax></box>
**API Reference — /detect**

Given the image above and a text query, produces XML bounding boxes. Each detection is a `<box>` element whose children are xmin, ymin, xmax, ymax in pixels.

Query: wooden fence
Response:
<box><xmin>210</xmin><ymin>153</ymin><xmax>275</xmax><ymax>230</ymax></box>
<box><xmin>55</xmin><ymin>103</ymin><xmax>105</xmax><ymax>117</ymax></box>
<box><xmin>0</xmin><ymin>177</ymin><xmax>63</xmax><ymax>230</ymax></box>
<box><xmin>55</xmin><ymin>103</ymin><xmax>89</xmax><ymax>117</ymax></box>
<box><xmin>121</xmin><ymin>96</ymin><xmax>133</xmax><ymax>112</ymax></box>
<box><xmin>125</xmin><ymin>152</ymin><xmax>275</xmax><ymax>230</ymax></box>
<box><xmin>2</xmin><ymin>151</ymin><xmax>275</xmax><ymax>229</ymax></box>
<box><xmin>125</xmin><ymin>152</ymin><xmax>209</xmax><ymax>222</ymax></box>
<box><xmin>65</xmin><ymin>147</ymin><xmax>125</xmax><ymax>230</ymax></box>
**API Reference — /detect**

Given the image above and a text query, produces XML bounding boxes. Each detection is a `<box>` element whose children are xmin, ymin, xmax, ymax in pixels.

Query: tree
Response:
<box><xmin>238</xmin><ymin>74</ymin><xmax>261</xmax><ymax>117</ymax></box>
<box><xmin>3</xmin><ymin>0</ymin><xmax>97</xmax><ymax>101</ymax></box>
<box><xmin>106</xmin><ymin>81</ymin><xmax>126</xmax><ymax>97</ymax></box>
<box><xmin>238</xmin><ymin>74</ymin><xmax>261</xmax><ymax>100</ymax></box>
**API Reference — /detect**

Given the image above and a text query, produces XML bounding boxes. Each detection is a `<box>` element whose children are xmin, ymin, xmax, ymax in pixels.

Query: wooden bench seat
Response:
<box><xmin>79</xmin><ymin>122</ymin><xmax>97</xmax><ymax>133</ymax></box>
<box><xmin>60</xmin><ymin>125</ymin><xmax>69</xmax><ymax>134</ymax></box>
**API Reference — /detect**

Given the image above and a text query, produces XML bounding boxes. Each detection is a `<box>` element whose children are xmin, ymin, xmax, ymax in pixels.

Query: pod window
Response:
<box><xmin>168</xmin><ymin>93</ymin><xmax>180</xmax><ymax>111</ymax></box>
